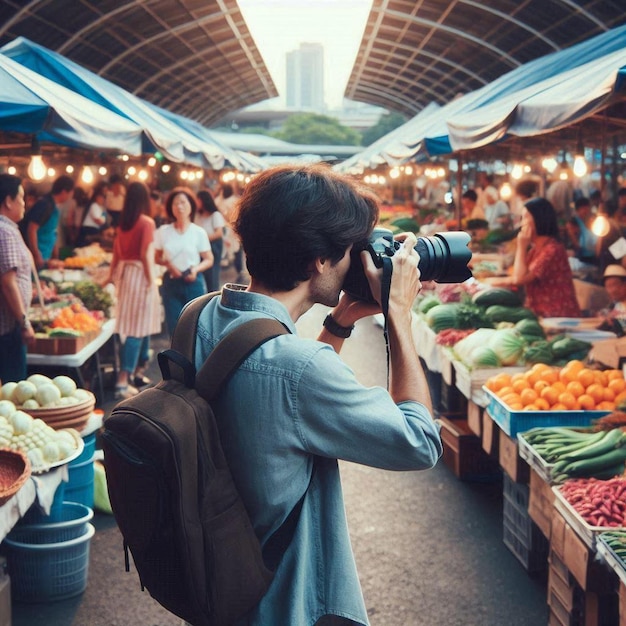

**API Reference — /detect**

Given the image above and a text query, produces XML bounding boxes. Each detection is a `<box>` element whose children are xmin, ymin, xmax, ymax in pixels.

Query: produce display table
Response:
<box><xmin>27</xmin><ymin>319</ymin><xmax>116</xmax><ymax>401</ymax></box>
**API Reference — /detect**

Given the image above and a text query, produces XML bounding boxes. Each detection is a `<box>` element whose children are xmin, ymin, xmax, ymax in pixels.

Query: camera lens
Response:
<box><xmin>415</xmin><ymin>232</ymin><xmax>473</xmax><ymax>283</ymax></box>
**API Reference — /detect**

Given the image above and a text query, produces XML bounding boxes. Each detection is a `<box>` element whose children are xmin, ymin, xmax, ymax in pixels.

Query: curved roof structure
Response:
<box><xmin>345</xmin><ymin>0</ymin><xmax>626</xmax><ymax>118</ymax></box>
<box><xmin>0</xmin><ymin>0</ymin><xmax>277</xmax><ymax>127</ymax></box>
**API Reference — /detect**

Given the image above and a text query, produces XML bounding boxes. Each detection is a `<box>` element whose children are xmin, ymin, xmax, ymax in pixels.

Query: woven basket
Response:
<box><xmin>0</xmin><ymin>448</ymin><xmax>31</xmax><ymax>506</ymax></box>
<box><xmin>26</xmin><ymin>393</ymin><xmax>95</xmax><ymax>432</ymax></box>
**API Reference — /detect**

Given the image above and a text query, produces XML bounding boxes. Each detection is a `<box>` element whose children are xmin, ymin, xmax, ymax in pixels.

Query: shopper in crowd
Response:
<box><xmin>460</xmin><ymin>189</ymin><xmax>484</xmax><ymax>223</ymax></box>
<box><xmin>194</xmin><ymin>164</ymin><xmax>441</xmax><ymax>626</ymax></box>
<box><xmin>500</xmin><ymin>197</ymin><xmax>580</xmax><ymax>317</ymax></box>
<box><xmin>67</xmin><ymin>186</ymin><xmax>90</xmax><ymax>247</ymax></box>
<box><xmin>215</xmin><ymin>182</ymin><xmax>242</xmax><ymax>271</ymax></box>
<box><xmin>102</xmin><ymin>182</ymin><xmax>161</xmax><ymax>399</ymax></box>
<box><xmin>546</xmin><ymin>175</ymin><xmax>573</xmax><ymax>224</ymax></box>
<box><xmin>482</xmin><ymin>184</ymin><xmax>511</xmax><ymax>230</ymax></box>
<box><xmin>105</xmin><ymin>173</ymin><xmax>126</xmax><ymax>228</ymax></box>
<box><xmin>511</xmin><ymin>179</ymin><xmax>538</xmax><ymax>227</ymax></box>
<box><xmin>566</xmin><ymin>196</ymin><xmax>598</xmax><ymax>265</ymax></box>
<box><xmin>195</xmin><ymin>189</ymin><xmax>225</xmax><ymax>292</ymax></box>
<box><xmin>76</xmin><ymin>182</ymin><xmax>108</xmax><ymax>248</ymax></box>
<box><xmin>0</xmin><ymin>174</ymin><xmax>34</xmax><ymax>383</ymax></box>
<box><xmin>154</xmin><ymin>187</ymin><xmax>213</xmax><ymax>336</ymax></box>
<box><xmin>20</xmin><ymin>174</ymin><xmax>74</xmax><ymax>270</ymax></box>
<box><xmin>149</xmin><ymin>190</ymin><xmax>167</xmax><ymax>227</ymax></box>
<box><xmin>597</xmin><ymin>264</ymin><xmax>626</xmax><ymax>337</ymax></box>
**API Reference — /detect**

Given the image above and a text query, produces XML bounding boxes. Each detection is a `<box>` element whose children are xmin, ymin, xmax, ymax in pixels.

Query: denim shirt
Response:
<box><xmin>195</xmin><ymin>285</ymin><xmax>442</xmax><ymax>626</ymax></box>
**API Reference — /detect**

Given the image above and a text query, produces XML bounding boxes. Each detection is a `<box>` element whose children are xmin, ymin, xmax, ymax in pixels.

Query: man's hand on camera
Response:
<box><xmin>361</xmin><ymin>231</ymin><xmax>421</xmax><ymax>312</ymax></box>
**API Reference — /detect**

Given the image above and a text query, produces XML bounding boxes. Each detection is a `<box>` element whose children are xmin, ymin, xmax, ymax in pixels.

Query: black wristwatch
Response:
<box><xmin>323</xmin><ymin>314</ymin><xmax>354</xmax><ymax>339</ymax></box>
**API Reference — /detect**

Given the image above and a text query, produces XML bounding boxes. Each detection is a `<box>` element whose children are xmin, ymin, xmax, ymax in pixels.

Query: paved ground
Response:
<box><xmin>11</xmin><ymin>272</ymin><xmax>549</xmax><ymax>625</ymax></box>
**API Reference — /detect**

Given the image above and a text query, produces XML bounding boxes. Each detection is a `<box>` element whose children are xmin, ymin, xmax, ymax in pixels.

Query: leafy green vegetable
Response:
<box><xmin>74</xmin><ymin>281</ymin><xmax>113</xmax><ymax>317</ymax></box>
<box><xmin>487</xmin><ymin>328</ymin><xmax>526</xmax><ymax>366</ymax></box>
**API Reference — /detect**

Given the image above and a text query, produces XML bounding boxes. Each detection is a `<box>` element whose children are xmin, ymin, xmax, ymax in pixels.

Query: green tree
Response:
<box><xmin>276</xmin><ymin>113</ymin><xmax>361</xmax><ymax>146</ymax></box>
<box><xmin>361</xmin><ymin>111</ymin><xmax>407</xmax><ymax>146</ymax></box>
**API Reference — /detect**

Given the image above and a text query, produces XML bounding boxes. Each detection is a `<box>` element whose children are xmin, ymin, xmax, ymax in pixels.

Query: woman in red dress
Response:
<box><xmin>510</xmin><ymin>197</ymin><xmax>580</xmax><ymax>318</ymax></box>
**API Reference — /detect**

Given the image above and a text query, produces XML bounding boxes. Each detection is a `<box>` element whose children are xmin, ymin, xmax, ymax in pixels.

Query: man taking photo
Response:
<box><xmin>195</xmin><ymin>164</ymin><xmax>442</xmax><ymax>626</ymax></box>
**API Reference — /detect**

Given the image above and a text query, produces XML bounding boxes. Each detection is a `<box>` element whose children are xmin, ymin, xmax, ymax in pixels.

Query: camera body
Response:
<box><xmin>181</xmin><ymin>268</ymin><xmax>192</xmax><ymax>279</ymax></box>
<box><xmin>342</xmin><ymin>227</ymin><xmax>473</xmax><ymax>303</ymax></box>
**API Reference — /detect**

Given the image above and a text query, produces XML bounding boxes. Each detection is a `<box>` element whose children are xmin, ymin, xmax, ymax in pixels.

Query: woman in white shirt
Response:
<box><xmin>154</xmin><ymin>187</ymin><xmax>214</xmax><ymax>336</ymax></box>
<box><xmin>195</xmin><ymin>190</ymin><xmax>225</xmax><ymax>292</ymax></box>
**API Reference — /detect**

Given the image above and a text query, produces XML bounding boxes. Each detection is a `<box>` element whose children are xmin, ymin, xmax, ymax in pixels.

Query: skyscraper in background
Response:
<box><xmin>286</xmin><ymin>42</ymin><xmax>325</xmax><ymax>111</ymax></box>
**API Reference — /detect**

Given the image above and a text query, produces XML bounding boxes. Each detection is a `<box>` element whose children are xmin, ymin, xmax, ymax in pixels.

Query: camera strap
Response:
<box><xmin>380</xmin><ymin>255</ymin><xmax>393</xmax><ymax>388</ymax></box>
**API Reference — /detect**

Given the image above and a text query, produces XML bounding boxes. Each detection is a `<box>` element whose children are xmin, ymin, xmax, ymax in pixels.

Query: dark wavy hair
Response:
<box><xmin>525</xmin><ymin>197</ymin><xmax>560</xmax><ymax>239</ymax></box>
<box><xmin>165</xmin><ymin>187</ymin><xmax>197</xmax><ymax>222</ymax></box>
<box><xmin>235</xmin><ymin>164</ymin><xmax>379</xmax><ymax>291</ymax></box>
<box><xmin>197</xmin><ymin>190</ymin><xmax>219</xmax><ymax>215</ymax></box>
<box><xmin>0</xmin><ymin>174</ymin><xmax>22</xmax><ymax>206</ymax></box>
<box><xmin>120</xmin><ymin>182</ymin><xmax>150</xmax><ymax>231</ymax></box>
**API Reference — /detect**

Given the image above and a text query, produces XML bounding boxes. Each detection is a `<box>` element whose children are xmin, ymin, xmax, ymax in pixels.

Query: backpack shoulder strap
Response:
<box><xmin>197</xmin><ymin>318</ymin><xmax>289</xmax><ymax>401</ymax></box>
<box><xmin>170</xmin><ymin>291</ymin><xmax>290</xmax><ymax>400</ymax></box>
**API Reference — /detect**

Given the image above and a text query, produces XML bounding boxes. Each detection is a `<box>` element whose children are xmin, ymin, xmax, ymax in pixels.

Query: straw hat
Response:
<box><xmin>603</xmin><ymin>264</ymin><xmax>626</xmax><ymax>280</ymax></box>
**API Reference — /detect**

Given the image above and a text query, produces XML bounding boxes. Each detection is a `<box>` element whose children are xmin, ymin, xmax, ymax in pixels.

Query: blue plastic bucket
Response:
<box><xmin>4</xmin><ymin>523</ymin><xmax>95</xmax><ymax>603</ymax></box>
<box><xmin>9</xmin><ymin>502</ymin><xmax>93</xmax><ymax>544</ymax></box>
<box><xmin>65</xmin><ymin>456</ymin><xmax>95</xmax><ymax>509</ymax></box>
<box><xmin>72</xmin><ymin>432</ymin><xmax>96</xmax><ymax>466</ymax></box>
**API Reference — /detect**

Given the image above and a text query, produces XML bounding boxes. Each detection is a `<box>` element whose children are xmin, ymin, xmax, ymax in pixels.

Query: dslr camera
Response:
<box><xmin>342</xmin><ymin>227</ymin><xmax>473</xmax><ymax>303</ymax></box>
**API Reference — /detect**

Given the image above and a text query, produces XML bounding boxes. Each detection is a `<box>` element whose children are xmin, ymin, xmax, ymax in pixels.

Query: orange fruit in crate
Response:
<box><xmin>577</xmin><ymin>394</ymin><xmax>596</xmax><ymax>410</ymax></box>
<box><xmin>501</xmin><ymin>392</ymin><xmax>522</xmax><ymax>407</ymax></box>
<box><xmin>533</xmin><ymin>380</ymin><xmax>550</xmax><ymax>394</ymax></box>
<box><xmin>524</xmin><ymin>370</ymin><xmax>542</xmax><ymax>387</ymax></box>
<box><xmin>608</xmin><ymin>378</ymin><xmax>626</xmax><ymax>395</ymax></box>
<box><xmin>576</xmin><ymin>368</ymin><xmax>595</xmax><ymax>388</ymax></box>
<box><xmin>593</xmin><ymin>370</ymin><xmax>608</xmax><ymax>386</ymax></box>
<box><xmin>509</xmin><ymin>402</ymin><xmax>524</xmax><ymax>411</ymax></box>
<box><xmin>606</xmin><ymin>369</ymin><xmax>624</xmax><ymax>381</ymax></box>
<box><xmin>512</xmin><ymin>379</ymin><xmax>530</xmax><ymax>394</ymax></box>
<box><xmin>540</xmin><ymin>386</ymin><xmax>559</xmax><ymax>406</ymax></box>
<box><xmin>510</xmin><ymin>372</ymin><xmax>527</xmax><ymax>384</ymax></box>
<box><xmin>551</xmin><ymin>380</ymin><xmax>566</xmax><ymax>393</ymax></box>
<box><xmin>496</xmin><ymin>385</ymin><xmax>514</xmax><ymax>398</ymax></box>
<box><xmin>565</xmin><ymin>380</ymin><xmax>585</xmax><ymax>398</ymax></box>
<box><xmin>596</xmin><ymin>400</ymin><xmax>616</xmax><ymax>411</ymax></box>
<box><xmin>558</xmin><ymin>367</ymin><xmax>576</xmax><ymax>384</ymax></box>
<box><xmin>614</xmin><ymin>390</ymin><xmax>626</xmax><ymax>407</ymax></box>
<box><xmin>558</xmin><ymin>392</ymin><xmax>579</xmax><ymax>410</ymax></box>
<box><xmin>586</xmin><ymin>383</ymin><xmax>605</xmax><ymax>404</ymax></box>
<box><xmin>534</xmin><ymin>398</ymin><xmax>550</xmax><ymax>411</ymax></box>
<box><xmin>487</xmin><ymin>373</ymin><xmax>512</xmax><ymax>392</ymax></box>
<box><xmin>567</xmin><ymin>360</ymin><xmax>585</xmax><ymax>373</ymax></box>
<box><xmin>551</xmin><ymin>403</ymin><xmax>567</xmax><ymax>411</ymax></box>
<box><xmin>602</xmin><ymin>387</ymin><xmax>616</xmax><ymax>402</ymax></box>
<box><xmin>539</xmin><ymin>368</ymin><xmax>559</xmax><ymax>385</ymax></box>
<box><xmin>520</xmin><ymin>388</ymin><xmax>538</xmax><ymax>406</ymax></box>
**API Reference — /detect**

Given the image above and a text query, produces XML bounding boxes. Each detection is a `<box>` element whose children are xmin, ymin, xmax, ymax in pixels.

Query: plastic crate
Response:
<box><xmin>483</xmin><ymin>387</ymin><xmax>608</xmax><ymax>437</ymax></box>
<box><xmin>10</xmin><ymin>502</ymin><xmax>93</xmax><ymax>544</ymax></box>
<box><xmin>66</xmin><ymin>456</ymin><xmax>95</xmax><ymax>509</ymax></box>
<box><xmin>3</xmin><ymin>523</ymin><xmax>95</xmax><ymax>603</ymax></box>
<box><xmin>503</xmin><ymin>514</ymin><xmax>550</xmax><ymax>574</ymax></box>
<box><xmin>503</xmin><ymin>473</ymin><xmax>530</xmax><ymax>511</ymax></box>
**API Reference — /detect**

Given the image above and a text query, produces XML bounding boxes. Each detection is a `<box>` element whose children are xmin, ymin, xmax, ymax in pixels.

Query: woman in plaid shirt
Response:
<box><xmin>0</xmin><ymin>174</ymin><xmax>34</xmax><ymax>383</ymax></box>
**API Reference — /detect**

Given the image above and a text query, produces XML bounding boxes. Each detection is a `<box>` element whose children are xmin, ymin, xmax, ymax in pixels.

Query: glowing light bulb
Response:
<box><xmin>511</xmin><ymin>164</ymin><xmax>524</xmax><ymax>180</ymax></box>
<box><xmin>66</xmin><ymin>165</ymin><xmax>74</xmax><ymax>174</ymax></box>
<box><xmin>81</xmin><ymin>166</ymin><xmax>94</xmax><ymax>185</ymax></box>
<box><xmin>161</xmin><ymin>164</ymin><xmax>171</xmax><ymax>173</ymax></box>
<box><xmin>573</xmin><ymin>155</ymin><xmax>588</xmax><ymax>178</ymax></box>
<box><xmin>138</xmin><ymin>169</ymin><xmax>148</xmax><ymax>181</ymax></box>
<box><xmin>180</xmin><ymin>170</ymin><xmax>189</xmax><ymax>180</ymax></box>
<box><xmin>500</xmin><ymin>182</ymin><xmax>512</xmax><ymax>200</ymax></box>
<box><xmin>591</xmin><ymin>215</ymin><xmax>610</xmax><ymax>237</ymax></box>
<box><xmin>405</xmin><ymin>166</ymin><xmax>413</xmax><ymax>175</ymax></box>
<box><xmin>127</xmin><ymin>166</ymin><xmax>136</xmax><ymax>176</ymax></box>
<box><xmin>147</xmin><ymin>157</ymin><xmax>157</xmax><ymax>167</ymax></box>
<box><xmin>47</xmin><ymin>168</ymin><xmax>56</xmax><ymax>178</ymax></box>
<box><xmin>27</xmin><ymin>155</ymin><xmax>46</xmax><ymax>181</ymax></box>
<box><xmin>542</xmin><ymin>157</ymin><xmax>558</xmax><ymax>173</ymax></box>
<box><xmin>7</xmin><ymin>166</ymin><xmax>16</xmax><ymax>175</ymax></box>
<box><xmin>98</xmin><ymin>166</ymin><xmax>108</xmax><ymax>176</ymax></box>
<box><xmin>389</xmin><ymin>167</ymin><xmax>400</xmax><ymax>179</ymax></box>
<box><xmin>559</xmin><ymin>170</ymin><xmax>569</xmax><ymax>181</ymax></box>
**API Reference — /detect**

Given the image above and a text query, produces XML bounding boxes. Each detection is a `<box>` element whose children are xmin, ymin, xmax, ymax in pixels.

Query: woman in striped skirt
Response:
<box><xmin>104</xmin><ymin>182</ymin><xmax>162</xmax><ymax>399</ymax></box>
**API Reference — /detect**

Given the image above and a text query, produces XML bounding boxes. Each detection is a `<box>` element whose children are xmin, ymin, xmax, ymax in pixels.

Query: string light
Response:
<box><xmin>591</xmin><ymin>215</ymin><xmax>610</xmax><ymax>237</ymax></box>
<box><xmin>47</xmin><ymin>168</ymin><xmax>56</xmax><ymax>178</ymax></box>
<box><xmin>511</xmin><ymin>164</ymin><xmax>524</xmax><ymax>180</ymax></box>
<box><xmin>7</xmin><ymin>166</ymin><xmax>16</xmax><ymax>175</ymax></box>
<box><xmin>66</xmin><ymin>165</ymin><xmax>74</xmax><ymax>174</ymax></box>
<box><xmin>161</xmin><ymin>164</ymin><xmax>171</xmax><ymax>173</ymax></box>
<box><xmin>147</xmin><ymin>157</ymin><xmax>157</xmax><ymax>167</ymax></box>
<box><xmin>500</xmin><ymin>182</ymin><xmax>512</xmax><ymax>200</ymax></box>
<box><xmin>98</xmin><ymin>166</ymin><xmax>108</xmax><ymax>176</ymax></box>
<box><xmin>27</xmin><ymin>155</ymin><xmax>46</xmax><ymax>181</ymax></box>
<box><xmin>81</xmin><ymin>166</ymin><xmax>94</xmax><ymax>185</ymax></box>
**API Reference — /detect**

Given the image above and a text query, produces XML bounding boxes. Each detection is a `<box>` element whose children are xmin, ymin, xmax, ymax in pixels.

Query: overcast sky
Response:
<box><xmin>237</xmin><ymin>0</ymin><xmax>373</xmax><ymax>109</ymax></box>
